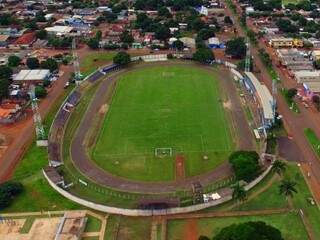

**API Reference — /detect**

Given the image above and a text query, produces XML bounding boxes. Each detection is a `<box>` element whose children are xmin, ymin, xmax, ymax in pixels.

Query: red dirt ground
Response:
<box><xmin>175</xmin><ymin>155</ymin><xmax>185</xmax><ymax>181</ymax></box>
<box><xmin>183</xmin><ymin>219</ymin><xmax>198</xmax><ymax>240</ymax></box>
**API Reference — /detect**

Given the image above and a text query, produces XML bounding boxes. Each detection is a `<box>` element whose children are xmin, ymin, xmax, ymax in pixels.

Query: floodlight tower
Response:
<box><xmin>29</xmin><ymin>85</ymin><xmax>47</xmax><ymax>146</ymax></box>
<box><xmin>245</xmin><ymin>37</ymin><xmax>251</xmax><ymax>73</ymax></box>
<box><xmin>72</xmin><ymin>37</ymin><xmax>82</xmax><ymax>83</ymax></box>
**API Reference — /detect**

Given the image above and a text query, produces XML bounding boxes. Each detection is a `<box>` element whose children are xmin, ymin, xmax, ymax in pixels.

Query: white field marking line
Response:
<box><xmin>94</xmin><ymin>149</ymin><xmax>231</xmax><ymax>158</ymax></box>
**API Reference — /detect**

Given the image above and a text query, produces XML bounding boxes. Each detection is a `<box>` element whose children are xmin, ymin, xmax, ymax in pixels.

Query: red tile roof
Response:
<box><xmin>14</xmin><ymin>32</ymin><xmax>36</xmax><ymax>45</ymax></box>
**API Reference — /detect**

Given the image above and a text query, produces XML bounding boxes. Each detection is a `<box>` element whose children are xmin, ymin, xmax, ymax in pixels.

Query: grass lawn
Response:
<box><xmin>3</xmin><ymin>85</ymin><xmax>81</xmax><ymax>212</ymax></box>
<box><xmin>285</xmin><ymin>164</ymin><xmax>320</xmax><ymax>239</ymax></box>
<box><xmin>234</xmin><ymin>180</ymin><xmax>288</xmax><ymax>211</ymax></box>
<box><xmin>104</xmin><ymin>215</ymin><xmax>151</xmax><ymax>240</ymax></box>
<box><xmin>304</xmin><ymin>128</ymin><xmax>320</xmax><ymax>157</ymax></box>
<box><xmin>92</xmin><ymin>65</ymin><xmax>234</xmax><ymax>182</ymax></box>
<box><xmin>167</xmin><ymin>212</ymin><xmax>308</xmax><ymax>240</ymax></box>
<box><xmin>80</xmin><ymin>52</ymin><xmax>116</xmax><ymax>77</ymax></box>
<box><xmin>84</xmin><ymin>215</ymin><xmax>102</xmax><ymax>232</ymax></box>
<box><xmin>280</xmin><ymin>88</ymin><xmax>300</xmax><ymax>113</ymax></box>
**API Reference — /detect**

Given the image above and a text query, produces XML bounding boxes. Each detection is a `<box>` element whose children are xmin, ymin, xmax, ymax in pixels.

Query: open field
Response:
<box><xmin>80</xmin><ymin>52</ymin><xmax>116</xmax><ymax>77</ymax></box>
<box><xmin>167</xmin><ymin>212</ymin><xmax>308</xmax><ymax>240</ymax></box>
<box><xmin>92</xmin><ymin>65</ymin><xmax>234</xmax><ymax>181</ymax></box>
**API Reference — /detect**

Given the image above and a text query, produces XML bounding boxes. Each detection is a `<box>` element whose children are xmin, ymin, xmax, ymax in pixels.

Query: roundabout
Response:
<box><xmin>45</xmin><ymin>57</ymin><xmax>260</xmax><ymax>213</ymax></box>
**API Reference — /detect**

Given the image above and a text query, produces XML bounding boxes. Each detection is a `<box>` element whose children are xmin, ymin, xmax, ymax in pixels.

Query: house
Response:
<box><xmin>207</xmin><ymin>37</ymin><xmax>224</xmax><ymax>49</ymax></box>
<box><xmin>312</xmin><ymin>50</ymin><xmax>320</xmax><ymax>61</ymax></box>
<box><xmin>0</xmin><ymin>35</ymin><xmax>9</xmax><ymax>47</ymax></box>
<box><xmin>180</xmin><ymin>37</ymin><xmax>195</xmax><ymax>48</ymax></box>
<box><xmin>294</xmin><ymin>71</ymin><xmax>320</xmax><ymax>92</ymax></box>
<box><xmin>269</xmin><ymin>38</ymin><xmax>303</xmax><ymax>48</ymax></box>
<box><xmin>13</xmin><ymin>69</ymin><xmax>50</xmax><ymax>84</ymax></box>
<box><xmin>45</xmin><ymin>26</ymin><xmax>74</xmax><ymax>36</ymax></box>
<box><xmin>10</xmin><ymin>32</ymin><xmax>36</xmax><ymax>49</ymax></box>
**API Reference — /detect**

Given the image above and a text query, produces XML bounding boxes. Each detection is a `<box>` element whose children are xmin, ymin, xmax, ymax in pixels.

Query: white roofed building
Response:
<box><xmin>13</xmin><ymin>69</ymin><xmax>50</xmax><ymax>84</ymax></box>
<box><xmin>45</xmin><ymin>26</ymin><xmax>74</xmax><ymax>36</ymax></box>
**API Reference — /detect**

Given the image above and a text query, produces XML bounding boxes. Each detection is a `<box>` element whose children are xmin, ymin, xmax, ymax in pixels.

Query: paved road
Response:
<box><xmin>226</xmin><ymin>0</ymin><xmax>320</xmax><ymax>203</ymax></box>
<box><xmin>70</xmin><ymin>62</ymin><xmax>255</xmax><ymax>193</ymax></box>
<box><xmin>0</xmin><ymin>65</ymin><xmax>72</xmax><ymax>182</ymax></box>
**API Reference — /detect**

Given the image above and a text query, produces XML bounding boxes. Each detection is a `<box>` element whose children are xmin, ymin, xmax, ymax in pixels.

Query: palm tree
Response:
<box><xmin>271</xmin><ymin>160</ymin><xmax>287</xmax><ymax>177</ymax></box>
<box><xmin>279</xmin><ymin>179</ymin><xmax>298</xmax><ymax>200</ymax></box>
<box><xmin>232</xmin><ymin>182</ymin><xmax>247</xmax><ymax>205</ymax></box>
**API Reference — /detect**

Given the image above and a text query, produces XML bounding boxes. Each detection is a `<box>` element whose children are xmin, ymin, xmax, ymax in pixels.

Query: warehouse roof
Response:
<box><xmin>45</xmin><ymin>26</ymin><xmax>74</xmax><ymax>34</ymax></box>
<box><xmin>13</xmin><ymin>69</ymin><xmax>50</xmax><ymax>81</ymax></box>
<box><xmin>294</xmin><ymin>70</ymin><xmax>320</xmax><ymax>78</ymax></box>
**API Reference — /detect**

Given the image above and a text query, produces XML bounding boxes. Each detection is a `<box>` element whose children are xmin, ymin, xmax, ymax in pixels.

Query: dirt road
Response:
<box><xmin>225</xmin><ymin>0</ymin><xmax>320</xmax><ymax>203</ymax></box>
<box><xmin>0</xmin><ymin>65</ymin><xmax>72</xmax><ymax>182</ymax></box>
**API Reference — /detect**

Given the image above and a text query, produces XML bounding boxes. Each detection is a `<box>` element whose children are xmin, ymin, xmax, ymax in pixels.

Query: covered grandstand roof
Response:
<box><xmin>245</xmin><ymin>72</ymin><xmax>274</xmax><ymax>120</ymax></box>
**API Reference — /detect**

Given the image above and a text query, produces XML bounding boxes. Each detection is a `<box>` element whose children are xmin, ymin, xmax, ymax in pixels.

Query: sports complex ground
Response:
<box><xmin>68</xmin><ymin>61</ymin><xmax>255</xmax><ymax>194</ymax></box>
<box><xmin>91</xmin><ymin>65</ymin><xmax>234</xmax><ymax>182</ymax></box>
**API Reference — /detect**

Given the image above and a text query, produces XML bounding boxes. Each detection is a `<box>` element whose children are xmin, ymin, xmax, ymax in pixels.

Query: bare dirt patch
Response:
<box><xmin>0</xmin><ymin>219</ymin><xmax>25</xmax><ymax>235</ymax></box>
<box><xmin>223</xmin><ymin>100</ymin><xmax>232</xmax><ymax>110</ymax></box>
<box><xmin>27</xmin><ymin>217</ymin><xmax>61</xmax><ymax>240</ymax></box>
<box><xmin>99</xmin><ymin>104</ymin><xmax>109</xmax><ymax>114</ymax></box>
<box><xmin>183</xmin><ymin>219</ymin><xmax>198</xmax><ymax>240</ymax></box>
<box><xmin>175</xmin><ymin>155</ymin><xmax>185</xmax><ymax>181</ymax></box>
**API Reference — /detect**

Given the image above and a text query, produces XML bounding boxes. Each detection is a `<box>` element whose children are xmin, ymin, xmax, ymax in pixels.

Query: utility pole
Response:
<box><xmin>29</xmin><ymin>85</ymin><xmax>47</xmax><ymax>147</ymax></box>
<box><xmin>72</xmin><ymin>37</ymin><xmax>82</xmax><ymax>84</ymax></box>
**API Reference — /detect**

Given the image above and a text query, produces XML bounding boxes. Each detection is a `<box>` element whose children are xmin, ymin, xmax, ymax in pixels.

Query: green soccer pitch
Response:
<box><xmin>91</xmin><ymin>65</ymin><xmax>235</xmax><ymax>182</ymax></box>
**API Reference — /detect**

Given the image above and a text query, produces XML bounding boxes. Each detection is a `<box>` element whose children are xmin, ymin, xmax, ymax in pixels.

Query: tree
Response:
<box><xmin>198</xmin><ymin>236</ymin><xmax>210</xmax><ymax>240</ymax></box>
<box><xmin>287</xmin><ymin>88</ymin><xmax>297</xmax><ymax>99</ymax></box>
<box><xmin>224</xmin><ymin>16</ymin><xmax>233</xmax><ymax>24</ymax></box>
<box><xmin>155</xmin><ymin>25</ymin><xmax>171</xmax><ymax>41</ymax></box>
<box><xmin>0</xmin><ymin>78</ymin><xmax>9</xmax><ymax>100</ymax></box>
<box><xmin>158</xmin><ymin>6</ymin><xmax>172</xmax><ymax>18</ymax></box>
<box><xmin>35</xmin><ymin>85</ymin><xmax>47</xmax><ymax>98</ymax></box>
<box><xmin>8</xmin><ymin>55</ymin><xmax>21</xmax><ymax>67</ymax></box>
<box><xmin>279</xmin><ymin>179</ymin><xmax>297</xmax><ymax>199</ymax></box>
<box><xmin>40</xmin><ymin>58</ymin><xmax>58</xmax><ymax>72</ymax></box>
<box><xmin>312</xmin><ymin>95</ymin><xmax>320</xmax><ymax>111</ymax></box>
<box><xmin>193</xmin><ymin>47</ymin><xmax>215</xmax><ymax>63</ymax></box>
<box><xmin>212</xmin><ymin>221</ymin><xmax>284</xmax><ymax>240</ymax></box>
<box><xmin>36</xmin><ymin>29</ymin><xmax>47</xmax><ymax>40</ymax></box>
<box><xmin>0</xmin><ymin>65</ymin><xmax>13</xmax><ymax>79</ymax></box>
<box><xmin>315</xmin><ymin>59</ymin><xmax>320</xmax><ymax>69</ymax></box>
<box><xmin>229</xmin><ymin>151</ymin><xmax>261</xmax><ymax>182</ymax></box>
<box><xmin>26</xmin><ymin>57</ymin><xmax>40</xmax><ymax>69</ymax></box>
<box><xmin>120</xmin><ymin>31</ymin><xmax>134</xmax><ymax>45</ymax></box>
<box><xmin>232</xmin><ymin>182</ymin><xmax>247</xmax><ymax>204</ymax></box>
<box><xmin>271</xmin><ymin>160</ymin><xmax>287</xmax><ymax>177</ymax></box>
<box><xmin>0</xmin><ymin>181</ymin><xmax>23</xmax><ymax>210</ymax></box>
<box><xmin>113</xmin><ymin>51</ymin><xmax>131</xmax><ymax>65</ymax></box>
<box><xmin>225</xmin><ymin>37</ymin><xmax>246</xmax><ymax>59</ymax></box>
<box><xmin>87</xmin><ymin>37</ymin><xmax>100</xmax><ymax>49</ymax></box>
<box><xmin>173</xmin><ymin>40</ymin><xmax>184</xmax><ymax>50</ymax></box>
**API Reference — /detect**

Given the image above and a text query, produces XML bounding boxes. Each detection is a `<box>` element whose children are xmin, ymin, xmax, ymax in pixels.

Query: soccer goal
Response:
<box><xmin>155</xmin><ymin>148</ymin><xmax>173</xmax><ymax>158</ymax></box>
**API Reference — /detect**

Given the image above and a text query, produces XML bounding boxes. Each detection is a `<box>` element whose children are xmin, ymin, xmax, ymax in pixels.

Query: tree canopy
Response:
<box><xmin>229</xmin><ymin>151</ymin><xmax>261</xmax><ymax>182</ymax></box>
<box><xmin>212</xmin><ymin>221</ymin><xmax>284</xmax><ymax>240</ymax></box>
<box><xmin>193</xmin><ymin>47</ymin><xmax>215</xmax><ymax>63</ymax></box>
<box><xmin>8</xmin><ymin>55</ymin><xmax>21</xmax><ymax>67</ymax></box>
<box><xmin>225</xmin><ymin>37</ymin><xmax>246</xmax><ymax>59</ymax></box>
<box><xmin>40</xmin><ymin>58</ymin><xmax>58</xmax><ymax>72</ymax></box>
<box><xmin>0</xmin><ymin>181</ymin><xmax>24</xmax><ymax>210</ymax></box>
<box><xmin>26</xmin><ymin>57</ymin><xmax>40</xmax><ymax>69</ymax></box>
<box><xmin>113</xmin><ymin>51</ymin><xmax>131</xmax><ymax>65</ymax></box>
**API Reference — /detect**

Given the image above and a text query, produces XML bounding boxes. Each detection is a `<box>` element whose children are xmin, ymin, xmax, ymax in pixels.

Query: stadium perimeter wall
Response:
<box><xmin>43</xmin><ymin>165</ymin><xmax>272</xmax><ymax>216</ymax></box>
